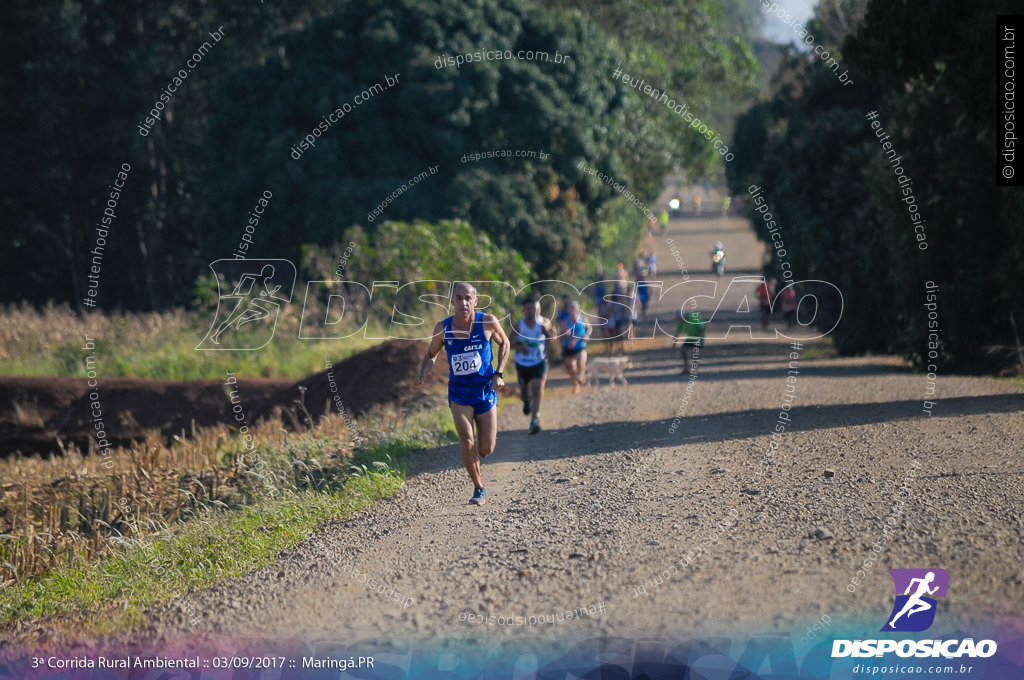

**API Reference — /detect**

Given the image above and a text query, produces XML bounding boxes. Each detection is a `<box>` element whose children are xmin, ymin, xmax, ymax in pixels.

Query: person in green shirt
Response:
<box><xmin>674</xmin><ymin>310</ymin><xmax>706</xmax><ymax>375</ymax></box>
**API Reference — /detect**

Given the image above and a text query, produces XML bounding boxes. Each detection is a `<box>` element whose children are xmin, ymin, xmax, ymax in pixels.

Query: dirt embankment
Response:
<box><xmin>0</xmin><ymin>340</ymin><xmax>446</xmax><ymax>457</ymax></box>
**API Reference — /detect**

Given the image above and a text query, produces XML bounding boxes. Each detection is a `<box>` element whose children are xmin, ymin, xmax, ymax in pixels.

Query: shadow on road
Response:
<box><xmin>518</xmin><ymin>392</ymin><xmax>1024</xmax><ymax>463</ymax></box>
<box><xmin>550</xmin><ymin>342</ymin><xmax>902</xmax><ymax>388</ymax></box>
<box><xmin>609</xmin><ymin>361</ymin><xmax>909</xmax><ymax>386</ymax></box>
<box><xmin>412</xmin><ymin>392</ymin><xmax>1024</xmax><ymax>480</ymax></box>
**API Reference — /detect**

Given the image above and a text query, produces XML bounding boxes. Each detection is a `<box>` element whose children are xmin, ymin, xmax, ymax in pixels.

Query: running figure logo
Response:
<box><xmin>881</xmin><ymin>568</ymin><xmax>949</xmax><ymax>632</ymax></box>
<box><xmin>196</xmin><ymin>260</ymin><xmax>296</xmax><ymax>350</ymax></box>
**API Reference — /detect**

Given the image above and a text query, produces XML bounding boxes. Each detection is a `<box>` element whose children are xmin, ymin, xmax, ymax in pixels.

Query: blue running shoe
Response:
<box><xmin>470</xmin><ymin>488</ymin><xmax>487</xmax><ymax>505</ymax></box>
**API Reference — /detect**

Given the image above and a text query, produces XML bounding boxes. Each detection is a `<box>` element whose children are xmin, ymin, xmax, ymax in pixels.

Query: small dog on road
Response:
<box><xmin>587</xmin><ymin>356</ymin><xmax>634</xmax><ymax>387</ymax></box>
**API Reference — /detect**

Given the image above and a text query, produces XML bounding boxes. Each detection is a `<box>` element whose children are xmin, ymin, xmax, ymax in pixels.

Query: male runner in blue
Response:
<box><xmin>417</xmin><ymin>283</ymin><xmax>511</xmax><ymax>505</ymax></box>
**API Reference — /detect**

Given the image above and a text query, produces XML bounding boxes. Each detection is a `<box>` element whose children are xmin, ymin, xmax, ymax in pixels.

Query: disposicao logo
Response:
<box><xmin>832</xmin><ymin>568</ymin><xmax>997</xmax><ymax>659</ymax></box>
<box><xmin>882</xmin><ymin>568</ymin><xmax>948</xmax><ymax>632</ymax></box>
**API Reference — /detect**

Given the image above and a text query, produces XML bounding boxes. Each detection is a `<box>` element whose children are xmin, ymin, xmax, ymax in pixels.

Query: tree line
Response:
<box><xmin>728</xmin><ymin>0</ymin><xmax>1024</xmax><ymax>371</ymax></box>
<box><xmin>2</xmin><ymin>0</ymin><xmax>759</xmax><ymax>312</ymax></box>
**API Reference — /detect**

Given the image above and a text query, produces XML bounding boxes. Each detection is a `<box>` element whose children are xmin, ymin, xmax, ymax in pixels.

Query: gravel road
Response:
<box><xmin>127</xmin><ymin>199</ymin><xmax>1024</xmax><ymax>653</ymax></box>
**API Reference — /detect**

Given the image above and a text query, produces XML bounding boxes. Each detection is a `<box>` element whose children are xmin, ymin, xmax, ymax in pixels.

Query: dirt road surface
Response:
<box><xmin>45</xmin><ymin>194</ymin><xmax>1024</xmax><ymax>656</ymax></box>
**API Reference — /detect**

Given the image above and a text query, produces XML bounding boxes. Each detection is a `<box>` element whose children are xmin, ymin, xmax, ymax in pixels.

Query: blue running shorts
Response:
<box><xmin>448</xmin><ymin>381</ymin><xmax>498</xmax><ymax>414</ymax></box>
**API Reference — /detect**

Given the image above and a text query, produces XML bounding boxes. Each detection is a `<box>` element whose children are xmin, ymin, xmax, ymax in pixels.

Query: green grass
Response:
<box><xmin>798</xmin><ymin>340</ymin><xmax>838</xmax><ymax>362</ymax></box>
<box><xmin>0</xmin><ymin>303</ymin><xmax>395</xmax><ymax>380</ymax></box>
<box><xmin>0</xmin><ymin>407</ymin><xmax>459</xmax><ymax>634</ymax></box>
<box><xmin>1001</xmin><ymin>375</ymin><xmax>1024</xmax><ymax>390</ymax></box>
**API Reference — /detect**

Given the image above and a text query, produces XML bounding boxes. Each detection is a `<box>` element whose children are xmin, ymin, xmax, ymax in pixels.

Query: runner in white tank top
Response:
<box><xmin>512</xmin><ymin>298</ymin><xmax>554</xmax><ymax>434</ymax></box>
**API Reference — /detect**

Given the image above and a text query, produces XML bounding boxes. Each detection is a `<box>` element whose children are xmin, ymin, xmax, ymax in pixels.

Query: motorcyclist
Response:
<box><xmin>710</xmin><ymin>241</ymin><xmax>726</xmax><ymax>276</ymax></box>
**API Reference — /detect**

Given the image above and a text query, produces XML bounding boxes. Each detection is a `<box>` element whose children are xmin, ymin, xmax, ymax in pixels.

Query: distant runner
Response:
<box><xmin>674</xmin><ymin>310</ymin><xmax>706</xmax><ymax>375</ymax></box>
<box><xmin>512</xmin><ymin>298</ymin><xmax>554</xmax><ymax>435</ymax></box>
<box><xmin>561</xmin><ymin>301</ymin><xmax>591</xmax><ymax>394</ymax></box>
<box><xmin>757</xmin><ymin>278</ymin><xmax>775</xmax><ymax>330</ymax></box>
<box><xmin>779</xmin><ymin>284</ymin><xmax>798</xmax><ymax>329</ymax></box>
<box><xmin>614</xmin><ymin>263</ymin><xmax>628</xmax><ymax>295</ymax></box>
<box><xmin>417</xmin><ymin>283</ymin><xmax>511</xmax><ymax>506</ymax></box>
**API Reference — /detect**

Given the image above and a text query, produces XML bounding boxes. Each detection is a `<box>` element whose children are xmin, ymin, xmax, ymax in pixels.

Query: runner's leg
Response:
<box><xmin>475</xmin><ymin>406</ymin><xmax>498</xmax><ymax>458</ymax></box>
<box><xmin>451</xmin><ymin>403</ymin><xmax>484</xmax><ymax>488</ymax></box>
<box><xmin>528</xmin><ymin>376</ymin><xmax>545</xmax><ymax>420</ymax></box>
<box><xmin>563</xmin><ymin>356</ymin><xmax>578</xmax><ymax>387</ymax></box>
<box><xmin>518</xmin><ymin>369</ymin><xmax>531</xmax><ymax>414</ymax></box>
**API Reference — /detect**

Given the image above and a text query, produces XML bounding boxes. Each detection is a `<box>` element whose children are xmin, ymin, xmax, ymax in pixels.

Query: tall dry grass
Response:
<box><xmin>0</xmin><ymin>402</ymin><xmax>373</xmax><ymax>586</ymax></box>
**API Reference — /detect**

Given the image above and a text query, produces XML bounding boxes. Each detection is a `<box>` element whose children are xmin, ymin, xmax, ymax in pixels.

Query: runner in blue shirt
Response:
<box><xmin>417</xmin><ymin>283</ymin><xmax>511</xmax><ymax>506</ymax></box>
<box><xmin>560</xmin><ymin>301</ymin><xmax>591</xmax><ymax>394</ymax></box>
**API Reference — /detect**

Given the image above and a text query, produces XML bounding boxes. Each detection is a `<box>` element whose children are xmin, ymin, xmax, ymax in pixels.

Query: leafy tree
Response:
<box><xmin>199</xmin><ymin>0</ymin><xmax>671</xmax><ymax>283</ymax></box>
<box><xmin>0</xmin><ymin>0</ymin><xmax>338</xmax><ymax>309</ymax></box>
<box><xmin>729</xmin><ymin>0</ymin><xmax>1024</xmax><ymax>370</ymax></box>
<box><xmin>3</xmin><ymin>0</ymin><xmax>761</xmax><ymax>310</ymax></box>
<box><xmin>299</xmin><ymin>220</ymin><xmax>531</xmax><ymax>334</ymax></box>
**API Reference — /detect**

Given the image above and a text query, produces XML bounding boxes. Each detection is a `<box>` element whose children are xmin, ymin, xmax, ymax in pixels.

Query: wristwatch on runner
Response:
<box><xmin>495</xmin><ymin>371</ymin><xmax>504</xmax><ymax>379</ymax></box>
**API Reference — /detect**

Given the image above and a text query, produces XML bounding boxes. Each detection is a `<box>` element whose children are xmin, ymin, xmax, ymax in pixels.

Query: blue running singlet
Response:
<box><xmin>443</xmin><ymin>312</ymin><xmax>497</xmax><ymax>414</ymax></box>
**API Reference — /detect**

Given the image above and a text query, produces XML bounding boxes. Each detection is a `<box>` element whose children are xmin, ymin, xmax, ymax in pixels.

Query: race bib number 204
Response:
<box><xmin>452</xmin><ymin>351</ymin><xmax>483</xmax><ymax>376</ymax></box>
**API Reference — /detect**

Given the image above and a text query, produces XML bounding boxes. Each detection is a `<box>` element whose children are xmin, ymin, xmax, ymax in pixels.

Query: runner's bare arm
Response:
<box><xmin>417</xmin><ymin>321</ymin><xmax>445</xmax><ymax>387</ymax></box>
<box><xmin>541</xmin><ymin>317</ymin><xmax>557</xmax><ymax>354</ymax></box>
<box><xmin>484</xmin><ymin>314</ymin><xmax>511</xmax><ymax>387</ymax></box>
